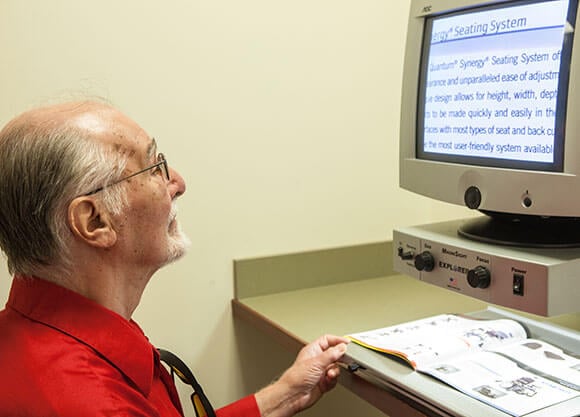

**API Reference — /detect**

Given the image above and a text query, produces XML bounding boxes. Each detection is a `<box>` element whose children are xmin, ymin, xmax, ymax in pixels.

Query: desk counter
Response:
<box><xmin>232</xmin><ymin>242</ymin><xmax>580</xmax><ymax>416</ymax></box>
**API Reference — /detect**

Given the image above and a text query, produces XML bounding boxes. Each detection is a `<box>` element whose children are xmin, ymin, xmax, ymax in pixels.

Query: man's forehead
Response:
<box><xmin>70</xmin><ymin>110</ymin><xmax>152</xmax><ymax>156</ymax></box>
<box><xmin>106</xmin><ymin>135</ymin><xmax>155</xmax><ymax>162</ymax></box>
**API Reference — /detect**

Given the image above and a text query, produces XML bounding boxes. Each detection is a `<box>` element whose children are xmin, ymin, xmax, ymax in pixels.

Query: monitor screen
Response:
<box><xmin>399</xmin><ymin>0</ymin><xmax>580</xmax><ymax>245</ymax></box>
<box><xmin>418</xmin><ymin>0</ymin><xmax>572</xmax><ymax>172</ymax></box>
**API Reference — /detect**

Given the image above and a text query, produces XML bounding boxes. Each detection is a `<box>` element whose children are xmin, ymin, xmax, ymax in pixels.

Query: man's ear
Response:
<box><xmin>68</xmin><ymin>197</ymin><xmax>117</xmax><ymax>248</ymax></box>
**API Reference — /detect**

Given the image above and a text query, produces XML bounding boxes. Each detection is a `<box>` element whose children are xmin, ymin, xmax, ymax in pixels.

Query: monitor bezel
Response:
<box><xmin>399</xmin><ymin>0</ymin><xmax>580</xmax><ymax>218</ymax></box>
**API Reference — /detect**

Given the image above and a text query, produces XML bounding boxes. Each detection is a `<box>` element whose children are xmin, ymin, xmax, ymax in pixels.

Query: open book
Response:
<box><xmin>347</xmin><ymin>314</ymin><xmax>580</xmax><ymax>416</ymax></box>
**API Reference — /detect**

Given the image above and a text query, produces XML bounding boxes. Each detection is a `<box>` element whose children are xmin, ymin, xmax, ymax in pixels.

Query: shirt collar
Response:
<box><xmin>6</xmin><ymin>276</ymin><xmax>156</xmax><ymax>396</ymax></box>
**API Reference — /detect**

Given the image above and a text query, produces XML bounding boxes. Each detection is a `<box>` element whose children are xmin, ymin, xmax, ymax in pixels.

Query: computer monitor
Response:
<box><xmin>400</xmin><ymin>0</ymin><xmax>580</xmax><ymax>247</ymax></box>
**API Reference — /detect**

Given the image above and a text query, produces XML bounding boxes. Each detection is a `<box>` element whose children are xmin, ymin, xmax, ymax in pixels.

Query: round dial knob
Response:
<box><xmin>414</xmin><ymin>251</ymin><xmax>435</xmax><ymax>272</ymax></box>
<box><xmin>467</xmin><ymin>266</ymin><xmax>491</xmax><ymax>288</ymax></box>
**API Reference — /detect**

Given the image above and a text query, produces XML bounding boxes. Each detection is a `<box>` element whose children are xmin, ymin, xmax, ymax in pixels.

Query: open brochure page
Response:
<box><xmin>347</xmin><ymin>314</ymin><xmax>527</xmax><ymax>368</ymax></box>
<box><xmin>420</xmin><ymin>349</ymin><xmax>580</xmax><ymax>417</ymax></box>
<box><xmin>492</xmin><ymin>339</ymin><xmax>580</xmax><ymax>392</ymax></box>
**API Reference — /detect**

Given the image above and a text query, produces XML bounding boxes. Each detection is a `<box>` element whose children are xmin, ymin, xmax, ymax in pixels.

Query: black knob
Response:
<box><xmin>464</xmin><ymin>186</ymin><xmax>482</xmax><ymax>209</ymax></box>
<box><xmin>467</xmin><ymin>266</ymin><xmax>491</xmax><ymax>288</ymax></box>
<box><xmin>414</xmin><ymin>251</ymin><xmax>435</xmax><ymax>272</ymax></box>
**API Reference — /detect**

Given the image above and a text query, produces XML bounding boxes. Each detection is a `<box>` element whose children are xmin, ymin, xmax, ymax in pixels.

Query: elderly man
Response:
<box><xmin>0</xmin><ymin>101</ymin><xmax>348</xmax><ymax>417</ymax></box>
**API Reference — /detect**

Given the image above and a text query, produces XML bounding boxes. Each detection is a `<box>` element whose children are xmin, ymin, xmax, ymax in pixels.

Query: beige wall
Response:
<box><xmin>0</xmin><ymin>1</ymin><xmax>472</xmax><ymax>415</ymax></box>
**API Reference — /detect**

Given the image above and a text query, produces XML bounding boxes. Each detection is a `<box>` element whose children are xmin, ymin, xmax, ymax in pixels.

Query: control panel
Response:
<box><xmin>393</xmin><ymin>219</ymin><xmax>580</xmax><ymax>316</ymax></box>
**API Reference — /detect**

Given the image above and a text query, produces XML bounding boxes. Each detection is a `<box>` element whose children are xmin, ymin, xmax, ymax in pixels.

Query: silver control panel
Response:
<box><xmin>393</xmin><ymin>219</ymin><xmax>580</xmax><ymax>316</ymax></box>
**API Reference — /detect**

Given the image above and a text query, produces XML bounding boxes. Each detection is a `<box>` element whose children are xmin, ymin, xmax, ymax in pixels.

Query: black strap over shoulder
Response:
<box><xmin>158</xmin><ymin>348</ymin><xmax>217</xmax><ymax>417</ymax></box>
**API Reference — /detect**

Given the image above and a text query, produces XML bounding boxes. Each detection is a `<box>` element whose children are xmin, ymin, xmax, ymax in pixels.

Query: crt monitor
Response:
<box><xmin>399</xmin><ymin>0</ymin><xmax>580</xmax><ymax>246</ymax></box>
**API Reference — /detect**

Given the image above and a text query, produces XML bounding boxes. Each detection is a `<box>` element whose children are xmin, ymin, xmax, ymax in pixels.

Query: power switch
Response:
<box><xmin>513</xmin><ymin>274</ymin><xmax>525</xmax><ymax>296</ymax></box>
<box><xmin>397</xmin><ymin>247</ymin><xmax>414</xmax><ymax>260</ymax></box>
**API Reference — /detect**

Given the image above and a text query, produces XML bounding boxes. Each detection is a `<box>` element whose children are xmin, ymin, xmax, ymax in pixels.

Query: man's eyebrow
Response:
<box><xmin>146</xmin><ymin>138</ymin><xmax>158</xmax><ymax>160</ymax></box>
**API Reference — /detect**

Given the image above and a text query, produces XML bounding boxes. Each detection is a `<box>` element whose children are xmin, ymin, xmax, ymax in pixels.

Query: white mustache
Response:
<box><xmin>168</xmin><ymin>202</ymin><xmax>178</xmax><ymax>227</ymax></box>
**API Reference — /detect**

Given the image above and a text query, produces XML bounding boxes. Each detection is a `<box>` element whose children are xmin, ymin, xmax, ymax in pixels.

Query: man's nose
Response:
<box><xmin>168</xmin><ymin>167</ymin><xmax>186</xmax><ymax>198</ymax></box>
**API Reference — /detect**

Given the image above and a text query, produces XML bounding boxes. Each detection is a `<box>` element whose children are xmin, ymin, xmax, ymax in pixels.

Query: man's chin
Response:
<box><xmin>165</xmin><ymin>231</ymin><xmax>192</xmax><ymax>264</ymax></box>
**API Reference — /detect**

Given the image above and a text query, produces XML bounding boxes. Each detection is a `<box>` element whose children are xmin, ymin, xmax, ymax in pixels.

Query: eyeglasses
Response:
<box><xmin>83</xmin><ymin>153</ymin><xmax>170</xmax><ymax>196</ymax></box>
<box><xmin>159</xmin><ymin>348</ymin><xmax>216</xmax><ymax>417</ymax></box>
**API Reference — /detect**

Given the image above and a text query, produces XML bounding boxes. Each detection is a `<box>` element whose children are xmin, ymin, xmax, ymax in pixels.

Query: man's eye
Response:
<box><xmin>152</xmin><ymin>165</ymin><xmax>163</xmax><ymax>176</ymax></box>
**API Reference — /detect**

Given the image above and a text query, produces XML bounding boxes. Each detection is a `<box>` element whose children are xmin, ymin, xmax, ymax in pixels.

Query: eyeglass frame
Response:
<box><xmin>82</xmin><ymin>153</ymin><xmax>170</xmax><ymax>196</ymax></box>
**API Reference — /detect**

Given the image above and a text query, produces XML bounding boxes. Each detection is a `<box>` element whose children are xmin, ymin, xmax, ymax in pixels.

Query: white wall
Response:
<box><xmin>0</xmin><ymin>1</ymin><xmax>471</xmax><ymax>415</ymax></box>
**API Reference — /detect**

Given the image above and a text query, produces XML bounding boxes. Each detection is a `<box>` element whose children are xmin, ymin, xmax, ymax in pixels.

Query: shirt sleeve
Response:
<box><xmin>216</xmin><ymin>394</ymin><xmax>260</xmax><ymax>417</ymax></box>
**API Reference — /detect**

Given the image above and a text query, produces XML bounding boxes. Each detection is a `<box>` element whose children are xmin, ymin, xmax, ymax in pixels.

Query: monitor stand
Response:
<box><xmin>457</xmin><ymin>212</ymin><xmax>580</xmax><ymax>248</ymax></box>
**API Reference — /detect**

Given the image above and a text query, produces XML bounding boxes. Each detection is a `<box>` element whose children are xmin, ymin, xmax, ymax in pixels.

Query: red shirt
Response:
<box><xmin>0</xmin><ymin>277</ymin><xmax>260</xmax><ymax>417</ymax></box>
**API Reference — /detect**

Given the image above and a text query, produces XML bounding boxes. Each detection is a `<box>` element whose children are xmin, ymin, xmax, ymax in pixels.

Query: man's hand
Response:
<box><xmin>255</xmin><ymin>334</ymin><xmax>349</xmax><ymax>417</ymax></box>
